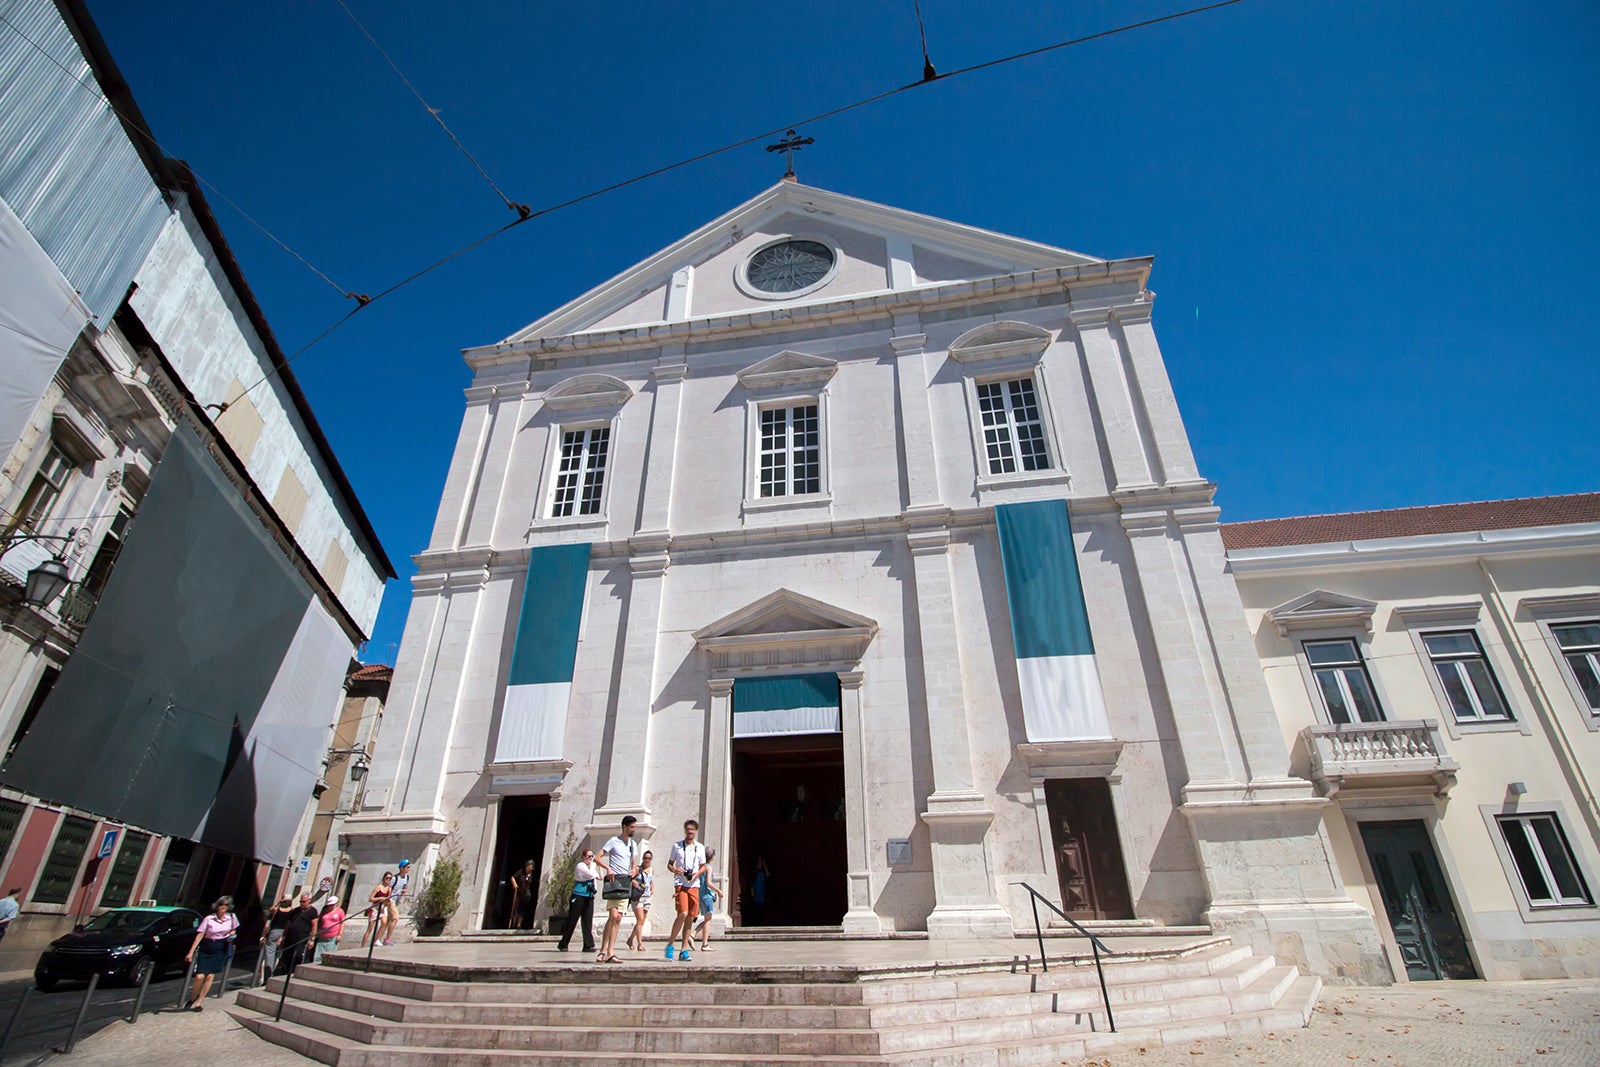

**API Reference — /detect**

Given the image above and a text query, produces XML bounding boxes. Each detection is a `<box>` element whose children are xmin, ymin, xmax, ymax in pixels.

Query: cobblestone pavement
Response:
<box><xmin>65</xmin><ymin>989</ymin><xmax>306</xmax><ymax>1067</ymax></box>
<box><xmin>1091</xmin><ymin>979</ymin><xmax>1600</xmax><ymax>1067</ymax></box>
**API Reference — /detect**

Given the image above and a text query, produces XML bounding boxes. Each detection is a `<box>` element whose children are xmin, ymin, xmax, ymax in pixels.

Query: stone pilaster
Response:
<box><xmin>1112</xmin><ymin>302</ymin><xmax>1203</xmax><ymax>487</ymax></box>
<box><xmin>1072</xmin><ymin>308</ymin><xmax>1155</xmax><ymax>493</ymax></box>
<box><xmin>592</xmin><ymin>545</ymin><xmax>669</xmax><ymax>833</ymax></box>
<box><xmin>838</xmin><ymin>671</ymin><xmax>884</xmax><ymax>933</ymax></box>
<box><xmin>636</xmin><ymin>349</ymin><xmax>687</xmax><ymax>535</ymax></box>
<box><xmin>890</xmin><ymin>311</ymin><xmax>940</xmax><ymax>511</ymax></box>
<box><xmin>909</xmin><ymin>526</ymin><xmax>1013</xmax><ymax>938</ymax></box>
<box><xmin>701</xmin><ymin>677</ymin><xmax>735</xmax><ymax>936</ymax></box>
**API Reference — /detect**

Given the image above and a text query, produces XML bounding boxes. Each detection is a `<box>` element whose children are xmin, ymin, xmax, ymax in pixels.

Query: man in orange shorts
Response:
<box><xmin>666</xmin><ymin>819</ymin><xmax>707</xmax><ymax>961</ymax></box>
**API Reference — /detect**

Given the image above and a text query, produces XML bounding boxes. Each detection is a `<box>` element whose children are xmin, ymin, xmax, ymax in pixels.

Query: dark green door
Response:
<box><xmin>1360</xmin><ymin>821</ymin><xmax>1475</xmax><ymax>980</ymax></box>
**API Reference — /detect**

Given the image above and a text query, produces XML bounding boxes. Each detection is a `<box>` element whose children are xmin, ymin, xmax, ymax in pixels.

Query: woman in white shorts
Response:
<box><xmin>625</xmin><ymin>851</ymin><xmax>653</xmax><ymax>952</ymax></box>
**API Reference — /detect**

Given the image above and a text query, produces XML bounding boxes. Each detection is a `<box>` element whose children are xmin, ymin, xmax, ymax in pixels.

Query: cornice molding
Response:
<box><xmin>946</xmin><ymin>320</ymin><xmax>1052</xmax><ymax>365</ymax></box>
<box><xmin>1267</xmin><ymin>589</ymin><xmax>1380</xmax><ymax>637</ymax></box>
<box><xmin>735</xmin><ymin>350</ymin><xmax>838</xmax><ymax>391</ymax></box>
<box><xmin>541</xmin><ymin>373</ymin><xmax>634</xmax><ymax>412</ymax></box>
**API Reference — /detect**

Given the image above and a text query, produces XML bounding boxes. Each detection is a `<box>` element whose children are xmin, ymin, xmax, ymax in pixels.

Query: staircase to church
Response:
<box><xmin>232</xmin><ymin>936</ymin><xmax>1318</xmax><ymax>1066</ymax></box>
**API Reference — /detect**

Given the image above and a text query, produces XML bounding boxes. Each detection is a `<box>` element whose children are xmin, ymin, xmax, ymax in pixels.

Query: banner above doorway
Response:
<box><xmin>732</xmin><ymin>673</ymin><xmax>840</xmax><ymax>737</ymax></box>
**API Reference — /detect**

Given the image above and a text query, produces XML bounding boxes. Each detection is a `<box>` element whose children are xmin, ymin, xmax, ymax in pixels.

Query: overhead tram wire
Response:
<box><xmin>206</xmin><ymin>0</ymin><xmax>1257</xmax><ymax>411</ymax></box>
<box><xmin>0</xmin><ymin>10</ymin><xmax>360</xmax><ymax>304</ymax></box>
<box><xmin>331</xmin><ymin>0</ymin><xmax>530</xmax><ymax>218</ymax></box>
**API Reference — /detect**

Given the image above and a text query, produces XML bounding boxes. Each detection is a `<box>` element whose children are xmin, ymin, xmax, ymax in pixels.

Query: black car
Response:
<box><xmin>34</xmin><ymin>907</ymin><xmax>201</xmax><ymax>990</ymax></box>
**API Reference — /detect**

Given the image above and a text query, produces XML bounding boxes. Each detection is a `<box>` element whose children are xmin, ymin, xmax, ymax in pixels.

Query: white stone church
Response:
<box><xmin>345</xmin><ymin>181</ymin><xmax>1389</xmax><ymax>981</ymax></box>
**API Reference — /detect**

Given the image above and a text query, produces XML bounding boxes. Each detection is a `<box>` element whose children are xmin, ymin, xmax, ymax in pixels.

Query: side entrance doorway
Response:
<box><xmin>731</xmin><ymin>733</ymin><xmax>847</xmax><ymax>927</ymax></box>
<box><xmin>1359</xmin><ymin>820</ymin><xmax>1475</xmax><ymax>980</ymax></box>
<box><xmin>1043</xmin><ymin>778</ymin><xmax>1134</xmax><ymax>921</ymax></box>
<box><xmin>484</xmin><ymin>795</ymin><xmax>550</xmax><ymax>930</ymax></box>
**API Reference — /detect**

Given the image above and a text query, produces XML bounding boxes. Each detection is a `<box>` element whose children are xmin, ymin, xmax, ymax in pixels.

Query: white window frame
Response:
<box><xmin>4</xmin><ymin>442</ymin><xmax>74</xmax><ymax>535</ymax></box>
<box><xmin>1549</xmin><ymin>620</ymin><xmax>1600</xmax><ymax>714</ymax></box>
<box><xmin>1482</xmin><ymin>805</ymin><xmax>1598</xmax><ymax>919</ymax></box>
<box><xmin>957</xmin><ymin>361</ymin><xmax>1069</xmax><ymax>502</ymax></box>
<box><xmin>1524</xmin><ymin>595</ymin><xmax>1600</xmax><ymax>732</ymax></box>
<box><xmin>537</xmin><ymin>418</ymin><xmax>617</xmax><ymax>528</ymax></box>
<box><xmin>756</xmin><ymin>402</ymin><xmax>822</xmax><ymax>499</ymax></box>
<box><xmin>742</xmin><ymin>391</ymin><xmax>831</xmax><ymax>520</ymax></box>
<box><xmin>1395</xmin><ymin>603</ymin><xmax>1529</xmax><ymax>738</ymax></box>
<box><xmin>1420</xmin><ymin>629</ymin><xmax>1515</xmax><ymax>724</ymax></box>
<box><xmin>1300</xmin><ymin>636</ymin><xmax>1387</xmax><ymax>725</ymax></box>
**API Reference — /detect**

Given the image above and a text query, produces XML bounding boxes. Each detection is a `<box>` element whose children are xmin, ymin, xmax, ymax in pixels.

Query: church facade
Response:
<box><xmin>346</xmin><ymin>182</ymin><xmax>1388</xmax><ymax>980</ymax></box>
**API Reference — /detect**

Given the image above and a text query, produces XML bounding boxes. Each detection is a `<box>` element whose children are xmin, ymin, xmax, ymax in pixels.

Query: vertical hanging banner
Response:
<box><xmin>494</xmin><ymin>542</ymin><xmax>592</xmax><ymax>762</ymax></box>
<box><xmin>732</xmin><ymin>674</ymin><xmax>841</xmax><ymax>737</ymax></box>
<box><xmin>995</xmin><ymin>499</ymin><xmax>1113</xmax><ymax>741</ymax></box>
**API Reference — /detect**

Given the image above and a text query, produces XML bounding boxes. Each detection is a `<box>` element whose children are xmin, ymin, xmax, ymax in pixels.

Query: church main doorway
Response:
<box><xmin>731</xmin><ymin>734</ymin><xmax>848</xmax><ymax>927</ymax></box>
<box><xmin>1044</xmin><ymin>778</ymin><xmax>1134</xmax><ymax>921</ymax></box>
<box><xmin>484</xmin><ymin>795</ymin><xmax>549</xmax><ymax>930</ymax></box>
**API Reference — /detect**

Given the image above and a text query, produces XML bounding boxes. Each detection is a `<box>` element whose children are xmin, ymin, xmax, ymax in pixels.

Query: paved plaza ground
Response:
<box><xmin>55</xmin><ymin>976</ymin><xmax>1597</xmax><ymax>1067</ymax></box>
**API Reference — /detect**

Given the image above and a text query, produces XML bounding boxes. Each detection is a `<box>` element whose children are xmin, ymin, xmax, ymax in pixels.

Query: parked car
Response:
<box><xmin>34</xmin><ymin>907</ymin><xmax>201</xmax><ymax>990</ymax></box>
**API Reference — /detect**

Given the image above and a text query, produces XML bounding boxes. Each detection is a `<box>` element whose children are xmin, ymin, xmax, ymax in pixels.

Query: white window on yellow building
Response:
<box><xmin>1551</xmin><ymin>622</ymin><xmax>1600</xmax><ymax>713</ymax></box>
<box><xmin>1304</xmin><ymin>638</ymin><xmax>1384</xmax><ymax>724</ymax></box>
<box><xmin>1421</xmin><ymin>631</ymin><xmax>1513</xmax><ymax>723</ymax></box>
<box><xmin>1496</xmin><ymin>813</ymin><xmax>1593</xmax><ymax>908</ymax></box>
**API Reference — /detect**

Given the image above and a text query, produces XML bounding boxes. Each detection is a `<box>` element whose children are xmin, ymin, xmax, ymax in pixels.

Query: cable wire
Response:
<box><xmin>0</xmin><ymin>9</ymin><xmax>359</xmax><ymax>303</ymax></box>
<box><xmin>331</xmin><ymin>0</ymin><xmax>529</xmax><ymax>217</ymax></box>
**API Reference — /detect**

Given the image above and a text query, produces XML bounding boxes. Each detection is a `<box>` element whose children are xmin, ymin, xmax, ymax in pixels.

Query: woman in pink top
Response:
<box><xmin>314</xmin><ymin>895</ymin><xmax>345</xmax><ymax>962</ymax></box>
<box><xmin>184</xmin><ymin>897</ymin><xmax>238</xmax><ymax>1010</ymax></box>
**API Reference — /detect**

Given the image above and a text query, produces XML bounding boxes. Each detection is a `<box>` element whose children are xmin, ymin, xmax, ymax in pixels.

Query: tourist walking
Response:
<box><xmin>277</xmin><ymin>893</ymin><xmax>319</xmax><ymax>976</ymax></box>
<box><xmin>596</xmin><ymin>816</ymin><xmax>638</xmax><ymax>963</ymax></box>
<box><xmin>365</xmin><ymin>872</ymin><xmax>395</xmax><ymax>947</ymax></box>
<box><xmin>625</xmin><ymin>851</ymin><xmax>653</xmax><ymax>952</ymax></box>
<box><xmin>666</xmin><ymin>819</ymin><xmax>707</xmax><ymax>961</ymax></box>
<box><xmin>257</xmin><ymin>895</ymin><xmax>294</xmax><ymax>981</ymax></box>
<box><xmin>0</xmin><ymin>887</ymin><xmax>21</xmax><ymax>946</ymax></box>
<box><xmin>314</xmin><ymin>894</ymin><xmax>345</xmax><ymax>962</ymax></box>
<box><xmin>183</xmin><ymin>896</ymin><xmax>237</xmax><ymax>1010</ymax></box>
<box><xmin>694</xmin><ymin>847</ymin><xmax>718</xmax><ymax>951</ymax></box>
<box><xmin>509</xmin><ymin>859</ymin><xmax>536</xmax><ymax>930</ymax></box>
<box><xmin>556</xmin><ymin>848</ymin><xmax>600</xmax><ymax>953</ymax></box>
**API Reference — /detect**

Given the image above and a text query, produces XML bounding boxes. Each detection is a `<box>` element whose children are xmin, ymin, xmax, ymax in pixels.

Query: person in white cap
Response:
<box><xmin>314</xmin><ymin>894</ymin><xmax>346</xmax><ymax>962</ymax></box>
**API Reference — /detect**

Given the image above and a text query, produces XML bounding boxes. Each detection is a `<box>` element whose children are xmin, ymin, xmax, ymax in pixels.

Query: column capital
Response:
<box><xmin>889</xmin><ymin>332</ymin><xmax>927</xmax><ymax>355</ymax></box>
<box><xmin>837</xmin><ymin>670</ymin><xmax>864</xmax><ymax>689</ymax></box>
<box><xmin>629</xmin><ymin>554</ymin><xmax>669</xmax><ymax>578</ymax></box>
<box><xmin>708</xmin><ymin>678</ymin><xmax>735</xmax><ymax>697</ymax></box>
<box><xmin>652</xmin><ymin>361</ymin><xmax>688</xmax><ymax>382</ymax></box>
<box><xmin>1066</xmin><ymin>304</ymin><xmax>1115</xmax><ymax>330</ymax></box>
<box><xmin>906</xmin><ymin>528</ymin><xmax>950</xmax><ymax>555</ymax></box>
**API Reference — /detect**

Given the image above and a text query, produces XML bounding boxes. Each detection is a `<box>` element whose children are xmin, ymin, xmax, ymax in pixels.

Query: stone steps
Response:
<box><xmin>233</xmin><ymin>936</ymin><xmax>1320</xmax><ymax>1066</ymax></box>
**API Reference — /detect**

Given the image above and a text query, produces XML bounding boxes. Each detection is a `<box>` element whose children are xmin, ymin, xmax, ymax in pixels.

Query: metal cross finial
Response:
<box><xmin>765</xmin><ymin>129</ymin><xmax>815</xmax><ymax>181</ymax></box>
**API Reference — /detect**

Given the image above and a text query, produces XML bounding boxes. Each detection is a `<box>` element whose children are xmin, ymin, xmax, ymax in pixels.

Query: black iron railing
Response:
<box><xmin>1011</xmin><ymin>881</ymin><xmax>1116</xmax><ymax>1033</ymax></box>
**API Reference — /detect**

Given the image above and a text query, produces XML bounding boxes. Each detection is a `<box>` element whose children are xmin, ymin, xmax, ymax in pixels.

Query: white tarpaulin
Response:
<box><xmin>0</xmin><ymin>198</ymin><xmax>89</xmax><ymax>463</ymax></box>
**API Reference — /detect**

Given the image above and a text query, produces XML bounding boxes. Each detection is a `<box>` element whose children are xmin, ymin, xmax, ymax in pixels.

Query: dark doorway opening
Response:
<box><xmin>1359</xmin><ymin>820</ymin><xmax>1475</xmax><ymax>980</ymax></box>
<box><xmin>1044</xmin><ymin>778</ymin><xmax>1134</xmax><ymax>921</ymax></box>
<box><xmin>484</xmin><ymin>795</ymin><xmax>550</xmax><ymax>930</ymax></box>
<box><xmin>732</xmin><ymin>733</ymin><xmax>848</xmax><ymax>927</ymax></box>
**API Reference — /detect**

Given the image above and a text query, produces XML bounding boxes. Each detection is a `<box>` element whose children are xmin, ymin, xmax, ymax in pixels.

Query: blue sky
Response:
<box><xmin>85</xmin><ymin>1</ymin><xmax>1599</xmax><ymax>663</ymax></box>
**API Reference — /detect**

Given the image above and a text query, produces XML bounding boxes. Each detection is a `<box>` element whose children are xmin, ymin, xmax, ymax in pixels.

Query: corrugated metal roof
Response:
<box><xmin>0</xmin><ymin>0</ymin><xmax>168</xmax><ymax>323</ymax></box>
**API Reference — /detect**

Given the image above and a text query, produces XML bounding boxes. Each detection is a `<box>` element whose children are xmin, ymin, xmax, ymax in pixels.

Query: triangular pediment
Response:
<box><xmin>694</xmin><ymin>589</ymin><xmax>878</xmax><ymax>673</ymax></box>
<box><xmin>736</xmin><ymin>351</ymin><xmax>838</xmax><ymax>391</ymax></box>
<box><xmin>1267</xmin><ymin>589</ymin><xmax>1379</xmax><ymax>636</ymax></box>
<box><xmin>494</xmin><ymin>183</ymin><xmax>1105</xmax><ymax>345</ymax></box>
<box><xmin>695</xmin><ymin>588</ymin><xmax>877</xmax><ymax>641</ymax></box>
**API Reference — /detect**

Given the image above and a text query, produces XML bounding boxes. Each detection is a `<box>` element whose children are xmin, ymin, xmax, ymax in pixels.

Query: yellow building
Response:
<box><xmin>1228</xmin><ymin>493</ymin><xmax>1600</xmax><ymax>981</ymax></box>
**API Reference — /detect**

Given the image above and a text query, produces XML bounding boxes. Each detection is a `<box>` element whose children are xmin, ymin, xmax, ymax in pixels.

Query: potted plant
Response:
<box><xmin>542</xmin><ymin>826</ymin><xmax>579</xmax><ymax>935</ymax></box>
<box><xmin>414</xmin><ymin>848</ymin><xmax>463</xmax><ymax>937</ymax></box>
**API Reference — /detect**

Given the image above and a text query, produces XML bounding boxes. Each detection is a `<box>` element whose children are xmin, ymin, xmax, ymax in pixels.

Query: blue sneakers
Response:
<box><xmin>663</xmin><ymin>943</ymin><xmax>674</xmax><ymax>960</ymax></box>
<box><xmin>678</xmin><ymin>948</ymin><xmax>692</xmax><ymax>961</ymax></box>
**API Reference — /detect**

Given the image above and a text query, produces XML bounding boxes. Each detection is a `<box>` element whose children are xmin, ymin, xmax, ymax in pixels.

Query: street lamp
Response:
<box><xmin>1</xmin><ymin>528</ymin><xmax>79</xmax><ymax>609</ymax></box>
<box><xmin>23</xmin><ymin>556</ymin><xmax>72</xmax><ymax>608</ymax></box>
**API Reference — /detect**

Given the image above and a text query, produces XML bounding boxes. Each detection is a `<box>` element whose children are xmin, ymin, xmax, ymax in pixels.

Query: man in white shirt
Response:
<box><xmin>0</xmin><ymin>887</ymin><xmax>20</xmax><ymax>945</ymax></box>
<box><xmin>666</xmin><ymin>819</ymin><xmax>707</xmax><ymax>961</ymax></box>
<box><xmin>596</xmin><ymin>816</ymin><xmax>638</xmax><ymax>962</ymax></box>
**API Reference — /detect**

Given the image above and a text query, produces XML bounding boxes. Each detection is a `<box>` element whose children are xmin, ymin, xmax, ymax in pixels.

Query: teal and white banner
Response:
<box><xmin>732</xmin><ymin>673</ymin><xmax>840</xmax><ymax>738</ymax></box>
<box><xmin>494</xmin><ymin>542</ymin><xmax>592</xmax><ymax>762</ymax></box>
<box><xmin>995</xmin><ymin>500</ymin><xmax>1112</xmax><ymax>741</ymax></box>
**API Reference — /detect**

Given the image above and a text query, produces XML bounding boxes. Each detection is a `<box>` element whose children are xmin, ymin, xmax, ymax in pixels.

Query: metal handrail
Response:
<box><xmin>1011</xmin><ymin>881</ymin><xmax>1116</xmax><ymax>1033</ymax></box>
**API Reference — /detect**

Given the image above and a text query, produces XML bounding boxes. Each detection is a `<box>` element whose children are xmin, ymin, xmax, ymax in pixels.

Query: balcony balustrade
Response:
<box><xmin>1300</xmin><ymin>719</ymin><xmax>1459</xmax><ymax>799</ymax></box>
